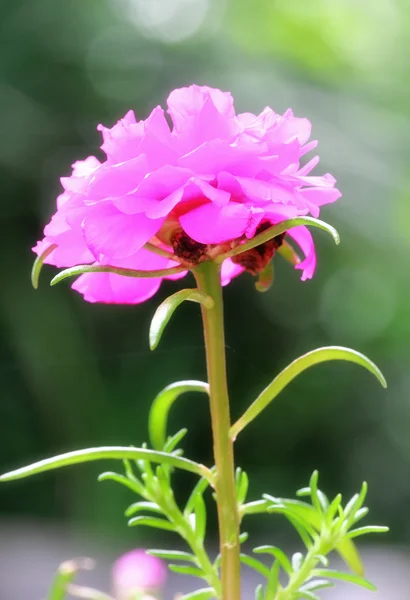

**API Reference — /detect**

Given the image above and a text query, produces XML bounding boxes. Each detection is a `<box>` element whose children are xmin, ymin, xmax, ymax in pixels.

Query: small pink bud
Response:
<box><xmin>112</xmin><ymin>549</ymin><xmax>167</xmax><ymax>600</ymax></box>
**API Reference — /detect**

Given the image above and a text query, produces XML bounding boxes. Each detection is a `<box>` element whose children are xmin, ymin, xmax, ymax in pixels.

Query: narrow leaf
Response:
<box><xmin>313</xmin><ymin>569</ymin><xmax>376</xmax><ymax>590</ymax></box>
<box><xmin>255</xmin><ymin>584</ymin><xmax>264</xmax><ymax>600</ymax></box>
<box><xmin>150</xmin><ymin>288</ymin><xmax>214</xmax><ymax>350</ymax></box>
<box><xmin>50</xmin><ymin>264</ymin><xmax>186</xmax><ymax>286</ymax></box>
<box><xmin>168</xmin><ymin>564</ymin><xmax>205</xmax><ymax>578</ymax></box>
<box><xmin>193</xmin><ymin>493</ymin><xmax>207</xmax><ymax>544</ymax></box>
<box><xmin>163</xmin><ymin>428</ymin><xmax>188</xmax><ymax>453</ymax></box>
<box><xmin>255</xmin><ymin>261</ymin><xmax>274</xmax><ymax>293</ymax></box>
<box><xmin>296</xmin><ymin>592</ymin><xmax>319</xmax><ymax>600</ymax></box>
<box><xmin>253</xmin><ymin>546</ymin><xmax>292</xmax><ymax>575</ymax></box>
<box><xmin>124</xmin><ymin>501</ymin><xmax>163</xmax><ymax>518</ymax></box>
<box><xmin>31</xmin><ymin>244</ymin><xmax>57</xmax><ymax>289</ymax></box>
<box><xmin>347</xmin><ymin>525</ymin><xmax>389</xmax><ymax>538</ymax></box>
<box><xmin>231</xmin><ymin>346</ymin><xmax>386</xmax><ymax>438</ymax></box>
<box><xmin>217</xmin><ymin>216</ymin><xmax>340</xmax><ymax>264</ymax></box>
<box><xmin>128</xmin><ymin>516</ymin><xmax>175</xmax><ymax>531</ymax></box>
<box><xmin>98</xmin><ymin>472</ymin><xmax>146</xmax><ymax>496</ymax></box>
<box><xmin>0</xmin><ymin>446</ymin><xmax>213</xmax><ymax>482</ymax></box>
<box><xmin>148</xmin><ymin>550</ymin><xmax>197</xmax><ymax>563</ymax></box>
<box><xmin>179</xmin><ymin>588</ymin><xmax>215</xmax><ymax>600</ymax></box>
<box><xmin>185</xmin><ymin>475</ymin><xmax>212</xmax><ymax>517</ymax></box>
<box><xmin>334</xmin><ymin>538</ymin><xmax>364</xmax><ymax>576</ymax></box>
<box><xmin>240</xmin><ymin>554</ymin><xmax>270</xmax><ymax>578</ymax></box>
<box><xmin>265</xmin><ymin>560</ymin><xmax>280</xmax><ymax>599</ymax></box>
<box><xmin>149</xmin><ymin>381</ymin><xmax>209</xmax><ymax>451</ymax></box>
<box><xmin>300</xmin><ymin>579</ymin><xmax>333</xmax><ymax>592</ymax></box>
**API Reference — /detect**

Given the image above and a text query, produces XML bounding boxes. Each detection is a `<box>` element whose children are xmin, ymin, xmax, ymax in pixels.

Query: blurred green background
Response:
<box><xmin>0</xmin><ymin>0</ymin><xmax>409</xmax><ymax>553</ymax></box>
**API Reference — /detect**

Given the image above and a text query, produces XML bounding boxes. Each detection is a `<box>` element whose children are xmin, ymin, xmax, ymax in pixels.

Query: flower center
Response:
<box><xmin>231</xmin><ymin>223</ymin><xmax>285</xmax><ymax>275</ymax></box>
<box><xmin>171</xmin><ymin>230</ymin><xmax>209</xmax><ymax>264</ymax></box>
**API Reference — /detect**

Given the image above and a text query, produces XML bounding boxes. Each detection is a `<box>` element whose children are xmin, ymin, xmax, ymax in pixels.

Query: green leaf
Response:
<box><xmin>217</xmin><ymin>216</ymin><xmax>340</xmax><ymax>264</ymax></box>
<box><xmin>296</xmin><ymin>591</ymin><xmax>319</xmax><ymax>600</ymax></box>
<box><xmin>128</xmin><ymin>515</ymin><xmax>175</xmax><ymax>531</ymax></box>
<box><xmin>346</xmin><ymin>525</ymin><xmax>389</xmax><ymax>538</ymax></box>
<box><xmin>254</xmin><ymin>545</ymin><xmax>292</xmax><ymax>574</ymax></box>
<box><xmin>241</xmin><ymin>499</ymin><xmax>270</xmax><ymax>516</ymax></box>
<box><xmin>179</xmin><ymin>588</ymin><xmax>216</xmax><ymax>600</ymax></box>
<box><xmin>325</xmin><ymin>494</ymin><xmax>342</xmax><ymax>527</ymax></box>
<box><xmin>168</xmin><ymin>564</ymin><xmax>205</xmax><ymax>578</ymax></box>
<box><xmin>235</xmin><ymin>468</ymin><xmax>249</xmax><ymax>505</ymax></box>
<box><xmin>313</xmin><ymin>569</ymin><xmax>377</xmax><ymax>590</ymax></box>
<box><xmin>264</xmin><ymin>494</ymin><xmax>364</xmax><ymax>575</ymax></box>
<box><xmin>231</xmin><ymin>346</ymin><xmax>386</xmax><ymax>438</ymax></box>
<box><xmin>0</xmin><ymin>446</ymin><xmax>213</xmax><ymax>482</ymax></box>
<box><xmin>254</xmin><ymin>584</ymin><xmax>264</xmax><ymax>600</ymax></box>
<box><xmin>292</xmin><ymin>552</ymin><xmax>304</xmax><ymax>571</ymax></box>
<box><xmin>147</xmin><ymin>549</ymin><xmax>197</xmax><ymax>563</ymax></box>
<box><xmin>296</xmin><ymin>590</ymin><xmax>320</xmax><ymax>600</ymax></box>
<box><xmin>124</xmin><ymin>501</ymin><xmax>163</xmax><ymax>518</ymax></box>
<box><xmin>31</xmin><ymin>244</ymin><xmax>57</xmax><ymax>289</ymax></box>
<box><xmin>47</xmin><ymin>558</ymin><xmax>95</xmax><ymax>600</ymax></box>
<box><xmin>334</xmin><ymin>538</ymin><xmax>364</xmax><ymax>576</ymax></box>
<box><xmin>50</xmin><ymin>264</ymin><xmax>186</xmax><ymax>286</ymax></box>
<box><xmin>149</xmin><ymin>288</ymin><xmax>214</xmax><ymax>350</ymax></box>
<box><xmin>264</xmin><ymin>560</ymin><xmax>280</xmax><ymax>599</ymax></box>
<box><xmin>149</xmin><ymin>381</ymin><xmax>209</xmax><ymax>450</ymax></box>
<box><xmin>255</xmin><ymin>261</ymin><xmax>274</xmax><ymax>293</ymax></box>
<box><xmin>98</xmin><ymin>471</ymin><xmax>146</xmax><ymax>496</ymax></box>
<box><xmin>239</xmin><ymin>532</ymin><xmax>249</xmax><ymax>544</ymax></box>
<box><xmin>309</xmin><ymin>471</ymin><xmax>323</xmax><ymax>514</ymax></box>
<box><xmin>240</xmin><ymin>554</ymin><xmax>270</xmax><ymax>578</ymax></box>
<box><xmin>184</xmin><ymin>475</ymin><xmax>212</xmax><ymax>517</ymax></box>
<box><xmin>300</xmin><ymin>579</ymin><xmax>333</xmax><ymax>592</ymax></box>
<box><xmin>193</xmin><ymin>493</ymin><xmax>207</xmax><ymax>544</ymax></box>
<box><xmin>278</xmin><ymin>239</ymin><xmax>301</xmax><ymax>266</ymax></box>
<box><xmin>163</xmin><ymin>428</ymin><xmax>188</xmax><ymax>453</ymax></box>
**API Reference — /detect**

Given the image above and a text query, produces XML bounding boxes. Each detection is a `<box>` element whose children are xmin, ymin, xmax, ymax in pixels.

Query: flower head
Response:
<box><xmin>34</xmin><ymin>85</ymin><xmax>341</xmax><ymax>303</ymax></box>
<box><xmin>112</xmin><ymin>549</ymin><xmax>167</xmax><ymax>600</ymax></box>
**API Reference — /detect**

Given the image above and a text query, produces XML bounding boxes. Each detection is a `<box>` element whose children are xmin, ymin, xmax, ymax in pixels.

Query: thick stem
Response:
<box><xmin>194</xmin><ymin>261</ymin><xmax>241</xmax><ymax>600</ymax></box>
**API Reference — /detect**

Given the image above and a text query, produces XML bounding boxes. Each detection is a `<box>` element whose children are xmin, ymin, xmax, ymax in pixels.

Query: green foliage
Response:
<box><xmin>231</xmin><ymin>346</ymin><xmax>386</xmax><ymax>439</ymax></box>
<box><xmin>240</xmin><ymin>470</ymin><xmax>388</xmax><ymax>599</ymax></box>
<box><xmin>97</xmin><ymin>433</ymin><xmax>221</xmax><ymax>597</ymax></box>
<box><xmin>148</xmin><ymin>380</ymin><xmax>209</xmax><ymax>450</ymax></box>
<box><xmin>149</xmin><ymin>289</ymin><xmax>214</xmax><ymax>350</ymax></box>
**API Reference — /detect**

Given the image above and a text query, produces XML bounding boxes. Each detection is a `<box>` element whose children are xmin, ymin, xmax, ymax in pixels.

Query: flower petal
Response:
<box><xmin>287</xmin><ymin>225</ymin><xmax>317</xmax><ymax>281</ymax></box>
<box><xmin>180</xmin><ymin>202</ymin><xmax>264</xmax><ymax>244</ymax></box>
<box><xmin>83</xmin><ymin>201</ymin><xmax>164</xmax><ymax>260</ymax></box>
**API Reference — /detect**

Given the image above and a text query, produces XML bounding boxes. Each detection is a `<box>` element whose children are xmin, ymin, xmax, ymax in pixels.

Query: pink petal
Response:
<box><xmin>86</xmin><ymin>155</ymin><xmax>149</xmax><ymax>200</ymax></box>
<box><xmin>180</xmin><ymin>202</ymin><xmax>263</xmax><ymax>244</ymax></box>
<box><xmin>72</xmin><ymin>249</ymin><xmax>182</xmax><ymax>305</ymax></box>
<box><xmin>221</xmin><ymin>258</ymin><xmax>245</xmax><ymax>286</ymax></box>
<box><xmin>167</xmin><ymin>85</ymin><xmax>235</xmax><ymax>129</ymax></box>
<box><xmin>300</xmin><ymin>186</ymin><xmax>342</xmax><ymax>207</ymax></box>
<box><xmin>287</xmin><ymin>226</ymin><xmax>317</xmax><ymax>281</ymax></box>
<box><xmin>82</xmin><ymin>201</ymin><xmax>164</xmax><ymax>260</ymax></box>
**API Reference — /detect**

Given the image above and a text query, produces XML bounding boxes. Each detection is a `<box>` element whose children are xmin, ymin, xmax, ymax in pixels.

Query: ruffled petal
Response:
<box><xmin>287</xmin><ymin>226</ymin><xmax>317</xmax><ymax>281</ymax></box>
<box><xmin>180</xmin><ymin>202</ymin><xmax>264</xmax><ymax>244</ymax></box>
<box><xmin>82</xmin><ymin>201</ymin><xmax>165</xmax><ymax>260</ymax></box>
<box><xmin>71</xmin><ymin>249</ymin><xmax>172</xmax><ymax>304</ymax></box>
<box><xmin>167</xmin><ymin>85</ymin><xmax>235</xmax><ymax>128</ymax></box>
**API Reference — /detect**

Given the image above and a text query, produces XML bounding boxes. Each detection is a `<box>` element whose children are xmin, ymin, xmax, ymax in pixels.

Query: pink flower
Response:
<box><xmin>112</xmin><ymin>549</ymin><xmax>167</xmax><ymax>599</ymax></box>
<box><xmin>33</xmin><ymin>85</ymin><xmax>341</xmax><ymax>303</ymax></box>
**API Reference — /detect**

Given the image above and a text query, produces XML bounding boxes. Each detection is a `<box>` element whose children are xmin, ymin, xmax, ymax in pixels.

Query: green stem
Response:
<box><xmin>275</xmin><ymin>540</ymin><xmax>322</xmax><ymax>600</ymax></box>
<box><xmin>194</xmin><ymin>261</ymin><xmax>241</xmax><ymax>600</ymax></box>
